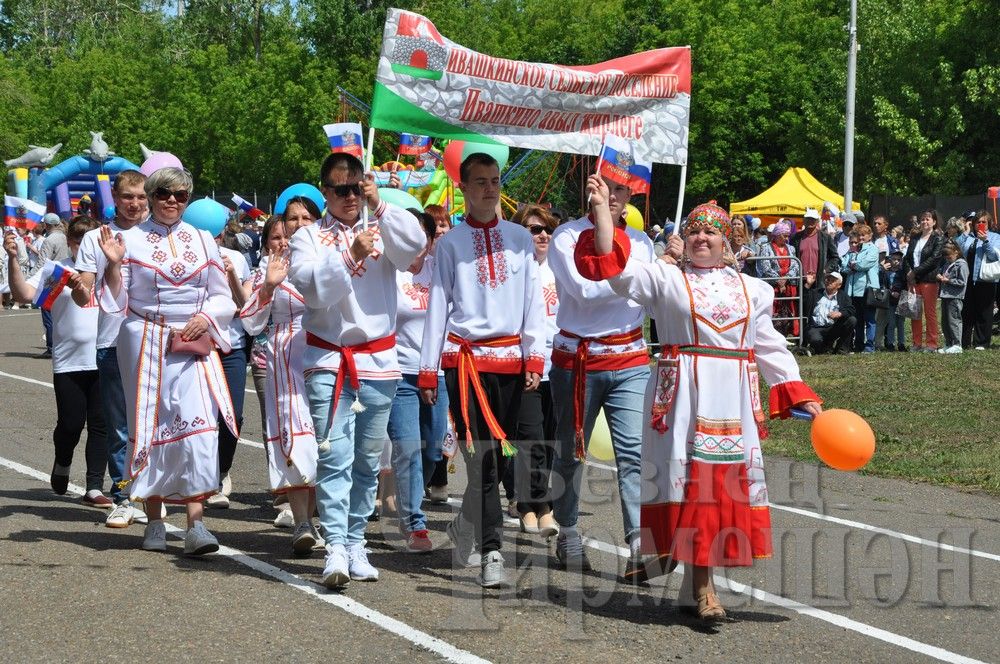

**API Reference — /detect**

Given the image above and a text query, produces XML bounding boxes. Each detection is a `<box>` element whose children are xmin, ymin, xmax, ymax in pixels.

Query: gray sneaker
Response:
<box><xmin>555</xmin><ymin>532</ymin><xmax>591</xmax><ymax>571</ymax></box>
<box><xmin>291</xmin><ymin>521</ymin><xmax>317</xmax><ymax>557</ymax></box>
<box><xmin>478</xmin><ymin>551</ymin><xmax>507</xmax><ymax>588</ymax></box>
<box><xmin>142</xmin><ymin>521</ymin><xmax>167</xmax><ymax>552</ymax></box>
<box><xmin>446</xmin><ymin>516</ymin><xmax>481</xmax><ymax>568</ymax></box>
<box><xmin>184</xmin><ymin>521</ymin><xmax>219</xmax><ymax>556</ymax></box>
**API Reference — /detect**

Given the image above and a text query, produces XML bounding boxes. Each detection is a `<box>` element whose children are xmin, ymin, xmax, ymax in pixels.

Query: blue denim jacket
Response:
<box><xmin>955</xmin><ymin>232</ymin><xmax>1000</xmax><ymax>283</ymax></box>
<box><xmin>842</xmin><ymin>242</ymin><xmax>880</xmax><ymax>297</ymax></box>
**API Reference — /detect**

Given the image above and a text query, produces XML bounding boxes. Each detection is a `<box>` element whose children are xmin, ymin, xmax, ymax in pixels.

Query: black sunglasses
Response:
<box><xmin>322</xmin><ymin>182</ymin><xmax>363</xmax><ymax>198</ymax></box>
<box><xmin>153</xmin><ymin>188</ymin><xmax>190</xmax><ymax>203</ymax></box>
<box><xmin>527</xmin><ymin>225</ymin><xmax>550</xmax><ymax>236</ymax></box>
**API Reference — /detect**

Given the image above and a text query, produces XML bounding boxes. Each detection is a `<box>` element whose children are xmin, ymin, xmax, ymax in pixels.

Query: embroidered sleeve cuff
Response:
<box><xmin>573</xmin><ymin>227</ymin><xmax>631</xmax><ymax>281</ymax></box>
<box><xmin>768</xmin><ymin>381</ymin><xmax>822</xmax><ymax>419</ymax></box>
<box><xmin>524</xmin><ymin>355</ymin><xmax>545</xmax><ymax>375</ymax></box>
<box><xmin>342</xmin><ymin>249</ymin><xmax>359</xmax><ymax>274</ymax></box>
<box><xmin>197</xmin><ymin>311</ymin><xmax>231</xmax><ymax>354</ymax></box>
<box><xmin>417</xmin><ymin>370</ymin><xmax>439</xmax><ymax>390</ymax></box>
<box><xmin>371</xmin><ymin>200</ymin><xmax>387</xmax><ymax>220</ymax></box>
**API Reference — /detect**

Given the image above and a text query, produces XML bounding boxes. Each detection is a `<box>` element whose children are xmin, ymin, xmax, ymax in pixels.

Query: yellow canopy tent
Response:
<box><xmin>730</xmin><ymin>167</ymin><xmax>861</xmax><ymax>217</ymax></box>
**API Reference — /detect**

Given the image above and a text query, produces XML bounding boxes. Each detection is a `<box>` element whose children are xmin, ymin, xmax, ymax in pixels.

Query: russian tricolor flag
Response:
<box><xmin>4</xmin><ymin>195</ymin><xmax>46</xmax><ymax>230</ymax></box>
<box><xmin>231</xmin><ymin>194</ymin><xmax>265</xmax><ymax>220</ymax></box>
<box><xmin>33</xmin><ymin>261</ymin><xmax>73</xmax><ymax>311</ymax></box>
<box><xmin>598</xmin><ymin>134</ymin><xmax>652</xmax><ymax>195</ymax></box>
<box><xmin>399</xmin><ymin>133</ymin><xmax>432</xmax><ymax>156</ymax></box>
<box><xmin>323</xmin><ymin>123</ymin><xmax>364</xmax><ymax>158</ymax></box>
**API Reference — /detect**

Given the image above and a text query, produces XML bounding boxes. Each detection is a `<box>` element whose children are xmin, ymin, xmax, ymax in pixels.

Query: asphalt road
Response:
<box><xmin>0</xmin><ymin>308</ymin><xmax>996</xmax><ymax>663</ymax></box>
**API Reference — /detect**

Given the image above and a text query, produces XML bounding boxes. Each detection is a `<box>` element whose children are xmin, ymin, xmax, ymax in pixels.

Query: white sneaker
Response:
<box><xmin>142</xmin><ymin>521</ymin><xmax>167</xmax><ymax>551</ymax></box>
<box><xmin>975</xmin><ymin>346</ymin><xmax>986</xmax><ymax>351</ymax></box>
<box><xmin>184</xmin><ymin>521</ymin><xmax>220</xmax><ymax>556</ymax></box>
<box><xmin>105</xmin><ymin>502</ymin><xmax>135</xmax><ymax>528</ymax></box>
<box><xmin>205</xmin><ymin>492</ymin><xmax>230</xmax><ymax>509</ymax></box>
<box><xmin>322</xmin><ymin>543</ymin><xmax>350</xmax><ymax>589</ymax></box>
<box><xmin>273</xmin><ymin>506</ymin><xmax>294</xmax><ymax>528</ymax></box>
<box><xmin>220</xmin><ymin>473</ymin><xmax>232</xmax><ymax>497</ymax></box>
<box><xmin>944</xmin><ymin>345</ymin><xmax>963</xmax><ymax>354</ymax></box>
<box><xmin>479</xmin><ymin>551</ymin><xmax>507</xmax><ymax>588</ymax></box>
<box><xmin>291</xmin><ymin>521</ymin><xmax>317</xmax><ymax>556</ymax></box>
<box><xmin>131</xmin><ymin>503</ymin><xmax>149</xmax><ymax>525</ymax></box>
<box><xmin>347</xmin><ymin>542</ymin><xmax>379</xmax><ymax>581</ymax></box>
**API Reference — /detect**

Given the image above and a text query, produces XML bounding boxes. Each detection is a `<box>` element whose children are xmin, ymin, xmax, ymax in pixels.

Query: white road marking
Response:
<box><xmin>0</xmin><ymin>454</ymin><xmax>491</xmax><ymax>664</ymax></box>
<box><xmin>0</xmin><ymin>365</ymin><xmax>994</xmax><ymax>663</ymax></box>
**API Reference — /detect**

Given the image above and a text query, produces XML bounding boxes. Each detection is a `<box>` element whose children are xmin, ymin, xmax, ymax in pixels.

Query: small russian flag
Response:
<box><xmin>33</xmin><ymin>261</ymin><xmax>73</xmax><ymax>311</ymax></box>
<box><xmin>231</xmin><ymin>194</ymin><xmax>265</xmax><ymax>220</ymax></box>
<box><xmin>323</xmin><ymin>123</ymin><xmax>364</xmax><ymax>158</ymax></box>
<box><xmin>399</xmin><ymin>133</ymin><xmax>432</xmax><ymax>156</ymax></box>
<box><xmin>4</xmin><ymin>195</ymin><xmax>46</xmax><ymax>230</ymax></box>
<box><xmin>598</xmin><ymin>134</ymin><xmax>652</xmax><ymax>195</ymax></box>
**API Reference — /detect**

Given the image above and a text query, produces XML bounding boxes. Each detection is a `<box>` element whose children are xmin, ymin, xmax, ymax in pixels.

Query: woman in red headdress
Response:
<box><xmin>573</xmin><ymin>175</ymin><xmax>822</xmax><ymax>622</ymax></box>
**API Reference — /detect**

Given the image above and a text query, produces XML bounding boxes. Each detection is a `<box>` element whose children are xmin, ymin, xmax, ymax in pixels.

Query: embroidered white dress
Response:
<box><xmin>241</xmin><ymin>258</ymin><xmax>317</xmax><ymax>492</ymax></box>
<box><xmin>101</xmin><ymin>219</ymin><xmax>237</xmax><ymax>504</ymax></box>
<box><xmin>576</xmin><ymin>229</ymin><xmax>819</xmax><ymax>567</ymax></box>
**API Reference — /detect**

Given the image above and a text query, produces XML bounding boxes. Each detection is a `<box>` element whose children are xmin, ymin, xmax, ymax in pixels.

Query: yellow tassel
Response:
<box><xmin>500</xmin><ymin>438</ymin><xmax>517</xmax><ymax>457</ymax></box>
<box><xmin>115</xmin><ymin>479</ymin><xmax>131</xmax><ymax>490</ymax></box>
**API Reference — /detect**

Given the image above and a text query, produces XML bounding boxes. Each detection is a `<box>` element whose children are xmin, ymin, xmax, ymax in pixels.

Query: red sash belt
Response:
<box><xmin>306</xmin><ymin>332</ymin><xmax>396</xmax><ymax>412</ymax></box>
<box><xmin>447</xmin><ymin>331</ymin><xmax>519</xmax><ymax>457</ymax></box>
<box><xmin>560</xmin><ymin>327</ymin><xmax>643</xmax><ymax>460</ymax></box>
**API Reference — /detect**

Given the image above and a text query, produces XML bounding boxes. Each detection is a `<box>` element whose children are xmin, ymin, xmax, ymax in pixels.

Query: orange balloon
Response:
<box><xmin>810</xmin><ymin>408</ymin><xmax>875</xmax><ymax>471</ymax></box>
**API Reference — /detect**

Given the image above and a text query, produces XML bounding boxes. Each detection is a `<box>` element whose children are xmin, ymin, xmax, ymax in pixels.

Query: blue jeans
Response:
<box><xmin>217</xmin><ymin>347</ymin><xmax>247</xmax><ymax>477</ymax></box>
<box><xmin>386</xmin><ymin>374</ymin><xmax>449</xmax><ymax>532</ymax></box>
<box><xmin>306</xmin><ymin>372</ymin><xmax>397</xmax><ymax>546</ymax></box>
<box><xmin>41</xmin><ymin>308</ymin><xmax>53</xmax><ymax>353</ymax></box>
<box><xmin>550</xmin><ymin>364</ymin><xmax>649</xmax><ymax>545</ymax></box>
<box><xmin>96</xmin><ymin>347</ymin><xmax>129</xmax><ymax>504</ymax></box>
<box><xmin>852</xmin><ymin>297</ymin><xmax>877</xmax><ymax>351</ymax></box>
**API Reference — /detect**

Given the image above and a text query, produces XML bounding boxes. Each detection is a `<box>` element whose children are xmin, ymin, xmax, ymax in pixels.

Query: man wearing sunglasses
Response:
<box><xmin>72</xmin><ymin>169</ymin><xmax>152</xmax><ymax>528</ymax></box>
<box><xmin>418</xmin><ymin>153</ymin><xmax>546</xmax><ymax>589</ymax></box>
<box><xmin>547</xmin><ymin>173</ymin><xmax>655</xmax><ymax>580</ymax></box>
<box><xmin>289</xmin><ymin>151</ymin><xmax>426</xmax><ymax>589</ymax></box>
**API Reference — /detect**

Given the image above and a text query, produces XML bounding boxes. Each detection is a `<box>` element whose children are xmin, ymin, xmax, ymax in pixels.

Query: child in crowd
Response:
<box><xmin>876</xmin><ymin>250</ymin><xmax>908</xmax><ymax>351</ymax></box>
<box><xmin>936</xmin><ymin>241</ymin><xmax>968</xmax><ymax>354</ymax></box>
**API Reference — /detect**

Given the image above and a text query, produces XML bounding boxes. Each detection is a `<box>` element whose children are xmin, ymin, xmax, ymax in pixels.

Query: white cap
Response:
<box><xmin>803</xmin><ymin>208</ymin><xmax>820</xmax><ymax>220</ymax></box>
<box><xmin>826</xmin><ymin>271</ymin><xmax>843</xmax><ymax>283</ymax></box>
<box><xmin>43</xmin><ymin>213</ymin><xmax>61</xmax><ymax>225</ymax></box>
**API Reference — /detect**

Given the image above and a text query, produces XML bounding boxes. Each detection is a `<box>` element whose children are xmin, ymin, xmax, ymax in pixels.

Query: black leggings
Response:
<box><xmin>53</xmin><ymin>371</ymin><xmax>107</xmax><ymax>491</ymax></box>
<box><xmin>445</xmin><ymin>369</ymin><xmax>523</xmax><ymax>555</ymax></box>
<box><xmin>508</xmin><ymin>382</ymin><xmax>555</xmax><ymax>515</ymax></box>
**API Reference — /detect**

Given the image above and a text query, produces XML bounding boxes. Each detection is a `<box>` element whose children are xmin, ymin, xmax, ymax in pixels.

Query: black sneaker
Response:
<box><xmin>555</xmin><ymin>533</ymin><xmax>591</xmax><ymax>571</ymax></box>
<box><xmin>50</xmin><ymin>461</ymin><xmax>69</xmax><ymax>495</ymax></box>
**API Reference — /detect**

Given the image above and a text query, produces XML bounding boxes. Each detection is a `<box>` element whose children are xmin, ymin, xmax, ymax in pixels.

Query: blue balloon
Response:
<box><xmin>275</xmin><ymin>183</ymin><xmax>325</xmax><ymax>215</ymax></box>
<box><xmin>377</xmin><ymin>187</ymin><xmax>424</xmax><ymax>212</ymax></box>
<box><xmin>102</xmin><ymin>204</ymin><xmax>116</xmax><ymax>220</ymax></box>
<box><xmin>182</xmin><ymin>198</ymin><xmax>230</xmax><ymax>237</ymax></box>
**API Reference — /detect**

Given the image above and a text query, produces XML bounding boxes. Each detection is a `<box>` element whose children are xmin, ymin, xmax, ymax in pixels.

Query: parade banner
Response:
<box><xmin>370</xmin><ymin>9</ymin><xmax>691</xmax><ymax>166</ymax></box>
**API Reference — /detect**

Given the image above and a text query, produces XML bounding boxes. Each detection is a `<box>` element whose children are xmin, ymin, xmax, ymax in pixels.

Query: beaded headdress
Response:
<box><xmin>684</xmin><ymin>201</ymin><xmax>731</xmax><ymax>239</ymax></box>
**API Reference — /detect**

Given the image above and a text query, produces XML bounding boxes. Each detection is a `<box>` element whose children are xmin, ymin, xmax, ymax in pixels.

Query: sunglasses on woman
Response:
<box><xmin>153</xmin><ymin>188</ymin><xmax>190</xmax><ymax>203</ymax></box>
<box><xmin>323</xmin><ymin>182</ymin><xmax>363</xmax><ymax>198</ymax></box>
<box><xmin>527</xmin><ymin>225</ymin><xmax>550</xmax><ymax>236</ymax></box>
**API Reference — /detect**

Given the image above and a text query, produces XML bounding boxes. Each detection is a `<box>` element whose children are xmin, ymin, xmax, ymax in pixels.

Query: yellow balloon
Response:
<box><xmin>624</xmin><ymin>203</ymin><xmax>644</xmax><ymax>232</ymax></box>
<box><xmin>589</xmin><ymin>408</ymin><xmax>615</xmax><ymax>462</ymax></box>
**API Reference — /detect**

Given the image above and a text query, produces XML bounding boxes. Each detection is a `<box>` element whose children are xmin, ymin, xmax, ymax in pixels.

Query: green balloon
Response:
<box><xmin>461</xmin><ymin>141</ymin><xmax>510</xmax><ymax>171</ymax></box>
<box><xmin>378</xmin><ymin>187</ymin><xmax>424</xmax><ymax>212</ymax></box>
